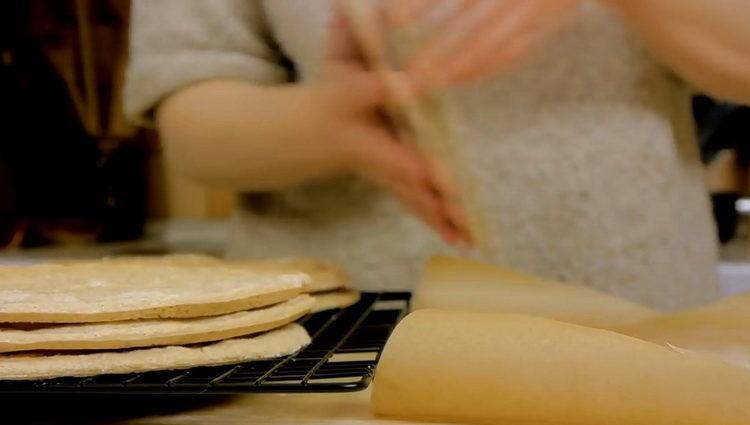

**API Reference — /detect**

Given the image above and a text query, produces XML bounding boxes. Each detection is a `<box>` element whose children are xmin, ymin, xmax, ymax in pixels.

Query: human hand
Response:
<box><xmin>384</xmin><ymin>0</ymin><xmax>581</xmax><ymax>89</ymax></box>
<box><xmin>316</xmin><ymin>6</ymin><xmax>472</xmax><ymax>246</ymax></box>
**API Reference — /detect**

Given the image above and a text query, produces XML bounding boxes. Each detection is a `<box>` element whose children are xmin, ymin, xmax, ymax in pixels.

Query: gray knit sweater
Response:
<box><xmin>126</xmin><ymin>0</ymin><xmax>720</xmax><ymax>310</ymax></box>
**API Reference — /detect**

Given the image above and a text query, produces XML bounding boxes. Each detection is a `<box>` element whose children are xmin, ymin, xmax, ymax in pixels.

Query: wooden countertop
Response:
<box><xmin>126</xmin><ymin>391</ymin><xmax>393</xmax><ymax>425</ymax></box>
<box><xmin>6</xmin><ymin>390</ymin><xmax>457</xmax><ymax>424</ymax></box>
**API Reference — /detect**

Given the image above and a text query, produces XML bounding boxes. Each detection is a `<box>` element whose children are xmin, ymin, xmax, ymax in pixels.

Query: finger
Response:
<box><xmin>407</xmin><ymin>0</ymin><xmax>517</xmax><ymax>87</ymax></box>
<box><xmin>346</xmin><ymin>129</ymin><xmax>462</xmax><ymax>243</ymax></box>
<box><xmin>384</xmin><ymin>0</ymin><xmax>436</xmax><ymax>28</ymax></box>
<box><xmin>326</xmin><ymin>0</ymin><xmax>363</xmax><ymax>63</ymax></box>
<box><xmin>431</xmin><ymin>1</ymin><xmax>541</xmax><ymax>87</ymax></box>
<box><xmin>449</xmin><ymin>27</ymin><xmax>542</xmax><ymax>84</ymax></box>
<box><xmin>425</xmin><ymin>154</ymin><xmax>474</xmax><ymax>244</ymax></box>
<box><xmin>435</xmin><ymin>0</ymin><xmax>583</xmax><ymax>87</ymax></box>
<box><xmin>371</xmin><ymin>124</ymin><xmax>471</xmax><ymax>245</ymax></box>
<box><xmin>406</xmin><ymin>191</ymin><xmax>463</xmax><ymax>246</ymax></box>
<box><xmin>391</xmin><ymin>182</ymin><xmax>463</xmax><ymax>244</ymax></box>
<box><xmin>338</xmin><ymin>0</ymin><xmax>391</xmax><ymax>67</ymax></box>
<box><xmin>347</xmin><ymin>126</ymin><xmax>431</xmax><ymax>191</ymax></box>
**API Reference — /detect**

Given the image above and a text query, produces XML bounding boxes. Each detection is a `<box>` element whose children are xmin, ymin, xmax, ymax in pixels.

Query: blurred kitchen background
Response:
<box><xmin>1</xmin><ymin>0</ymin><xmax>230</xmax><ymax>260</ymax></box>
<box><xmin>1</xmin><ymin>0</ymin><xmax>750</xmax><ymax>280</ymax></box>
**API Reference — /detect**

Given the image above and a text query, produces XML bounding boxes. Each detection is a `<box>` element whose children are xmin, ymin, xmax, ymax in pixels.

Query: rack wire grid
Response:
<box><xmin>0</xmin><ymin>291</ymin><xmax>411</xmax><ymax>395</ymax></box>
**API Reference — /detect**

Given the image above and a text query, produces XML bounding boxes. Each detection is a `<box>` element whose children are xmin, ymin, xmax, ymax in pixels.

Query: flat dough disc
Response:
<box><xmin>0</xmin><ymin>323</ymin><xmax>310</xmax><ymax>381</ymax></box>
<box><xmin>311</xmin><ymin>289</ymin><xmax>361</xmax><ymax>313</ymax></box>
<box><xmin>231</xmin><ymin>258</ymin><xmax>349</xmax><ymax>294</ymax></box>
<box><xmin>0</xmin><ymin>295</ymin><xmax>314</xmax><ymax>353</ymax></box>
<box><xmin>0</xmin><ymin>261</ymin><xmax>304</xmax><ymax>323</ymax></box>
<box><xmin>101</xmin><ymin>255</ymin><xmax>349</xmax><ymax>293</ymax></box>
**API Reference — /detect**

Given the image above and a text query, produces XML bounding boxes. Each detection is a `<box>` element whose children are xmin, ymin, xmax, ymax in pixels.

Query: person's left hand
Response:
<box><xmin>384</xmin><ymin>0</ymin><xmax>582</xmax><ymax>89</ymax></box>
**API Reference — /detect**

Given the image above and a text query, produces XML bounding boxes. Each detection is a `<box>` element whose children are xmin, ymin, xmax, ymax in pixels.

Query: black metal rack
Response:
<box><xmin>0</xmin><ymin>291</ymin><xmax>410</xmax><ymax>395</ymax></box>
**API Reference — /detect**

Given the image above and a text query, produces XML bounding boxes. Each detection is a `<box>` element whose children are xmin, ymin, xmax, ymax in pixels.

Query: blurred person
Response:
<box><xmin>125</xmin><ymin>0</ymin><xmax>750</xmax><ymax>310</ymax></box>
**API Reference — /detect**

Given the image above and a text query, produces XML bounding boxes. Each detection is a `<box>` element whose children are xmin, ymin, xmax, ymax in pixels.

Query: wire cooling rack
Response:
<box><xmin>0</xmin><ymin>291</ymin><xmax>411</xmax><ymax>394</ymax></box>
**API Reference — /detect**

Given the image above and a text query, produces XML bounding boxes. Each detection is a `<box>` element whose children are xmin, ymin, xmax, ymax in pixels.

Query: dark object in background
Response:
<box><xmin>1</xmin><ymin>0</ymin><xmax>102</xmax><ymax>247</ymax></box>
<box><xmin>694</xmin><ymin>95</ymin><xmax>750</xmax><ymax>244</ymax></box>
<box><xmin>0</xmin><ymin>0</ymin><xmax>146</xmax><ymax>249</ymax></box>
<box><xmin>0</xmin><ymin>162</ymin><xmax>17</xmax><ymax>247</ymax></box>
<box><xmin>712</xmin><ymin>193</ymin><xmax>740</xmax><ymax>244</ymax></box>
<box><xmin>97</xmin><ymin>137</ymin><xmax>148</xmax><ymax>242</ymax></box>
<box><xmin>695</xmin><ymin>96</ymin><xmax>750</xmax><ymax>166</ymax></box>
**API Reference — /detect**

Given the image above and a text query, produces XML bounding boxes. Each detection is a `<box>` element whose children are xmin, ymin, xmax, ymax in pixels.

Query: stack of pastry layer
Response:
<box><xmin>372</xmin><ymin>256</ymin><xmax>750</xmax><ymax>424</ymax></box>
<box><xmin>0</xmin><ymin>255</ymin><xmax>359</xmax><ymax>381</ymax></box>
<box><xmin>122</xmin><ymin>255</ymin><xmax>362</xmax><ymax>314</ymax></box>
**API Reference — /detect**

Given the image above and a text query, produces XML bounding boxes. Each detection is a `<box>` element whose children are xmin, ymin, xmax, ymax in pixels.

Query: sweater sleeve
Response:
<box><xmin>124</xmin><ymin>0</ymin><xmax>290</xmax><ymax>127</ymax></box>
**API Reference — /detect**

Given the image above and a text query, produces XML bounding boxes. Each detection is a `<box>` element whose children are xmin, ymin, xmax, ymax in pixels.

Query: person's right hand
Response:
<box><xmin>384</xmin><ymin>0</ymin><xmax>581</xmax><ymax>90</ymax></box>
<box><xmin>308</xmin><ymin>5</ymin><xmax>471</xmax><ymax>247</ymax></box>
<box><xmin>158</xmin><ymin>2</ymin><xmax>470</xmax><ymax>247</ymax></box>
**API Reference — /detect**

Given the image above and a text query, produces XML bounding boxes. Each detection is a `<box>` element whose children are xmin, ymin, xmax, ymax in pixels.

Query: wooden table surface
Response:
<box><xmin>5</xmin><ymin>389</ymin><xmax>457</xmax><ymax>425</ymax></box>
<box><xmin>125</xmin><ymin>391</ymin><xmax>403</xmax><ymax>425</ymax></box>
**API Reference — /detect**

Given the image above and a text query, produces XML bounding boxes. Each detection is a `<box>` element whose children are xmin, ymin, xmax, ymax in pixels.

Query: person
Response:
<box><xmin>125</xmin><ymin>0</ymin><xmax>750</xmax><ymax>310</ymax></box>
